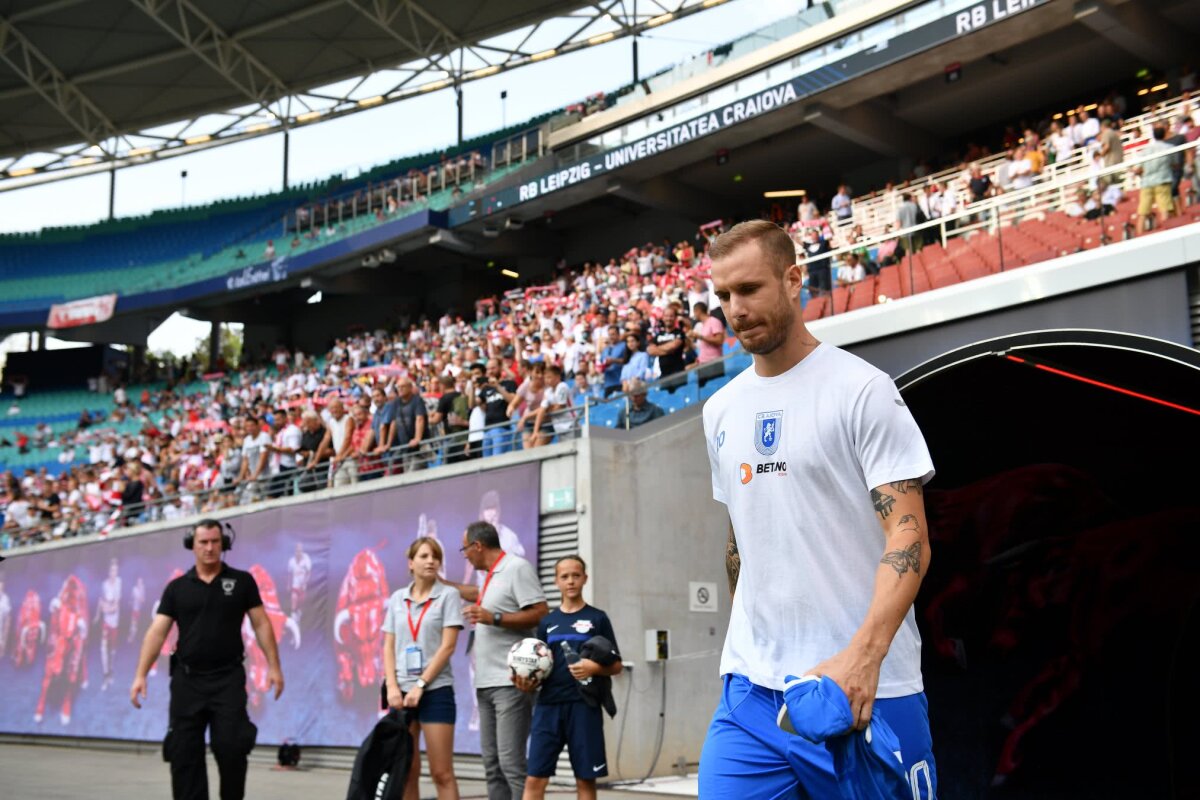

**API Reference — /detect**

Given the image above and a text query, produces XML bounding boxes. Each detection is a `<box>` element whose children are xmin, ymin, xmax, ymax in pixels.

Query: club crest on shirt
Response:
<box><xmin>571</xmin><ymin>619</ymin><xmax>595</xmax><ymax>635</ymax></box>
<box><xmin>221</xmin><ymin>578</ymin><xmax>236</xmax><ymax>596</ymax></box>
<box><xmin>754</xmin><ymin>411</ymin><xmax>783</xmax><ymax>456</ymax></box>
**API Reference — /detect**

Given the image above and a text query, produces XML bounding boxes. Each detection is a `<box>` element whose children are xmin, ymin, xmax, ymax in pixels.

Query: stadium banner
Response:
<box><xmin>45</xmin><ymin>294</ymin><xmax>118</xmax><ymax>330</ymax></box>
<box><xmin>0</xmin><ymin>462</ymin><xmax>539</xmax><ymax>753</ymax></box>
<box><xmin>447</xmin><ymin>0</ymin><xmax>1044</xmax><ymax>226</ymax></box>
<box><xmin>225</xmin><ymin>256</ymin><xmax>289</xmax><ymax>291</ymax></box>
<box><xmin>0</xmin><ymin>211</ymin><xmax>450</xmax><ymax>331</ymax></box>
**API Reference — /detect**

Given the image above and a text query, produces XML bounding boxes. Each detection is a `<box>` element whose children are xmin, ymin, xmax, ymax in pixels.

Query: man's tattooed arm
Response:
<box><xmin>837</xmin><ymin>479</ymin><xmax>932</xmax><ymax>669</ymax></box>
<box><xmin>872</xmin><ymin>482</ymin><xmax>928</xmax><ymax>582</ymax></box>
<box><xmin>726</xmin><ymin>523</ymin><xmax>740</xmax><ymax>597</ymax></box>
<box><xmin>880</xmin><ymin>541</ymin><xmax>922</xmax><ymax>579</ymax></box>
<box><xmin>888</xmin><ymin>479</ymin><xmax>924</xmax><ymax>496</ymax></box>
<box><xmin>871</xmin><ymin>488</ymin><xmax>896</xmax><ymax>519</ymax></box>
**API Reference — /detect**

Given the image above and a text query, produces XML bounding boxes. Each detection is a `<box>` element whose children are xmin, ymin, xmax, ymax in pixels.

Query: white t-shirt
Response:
<box><xmin>242</xmin><ymin>431</ymin><xmax>272</xmax><ymax>475</ymax></box>
<box><xmin>540</xmin><ymin>382</ymin><xmax>574</xmax><ymax>434</ymax></box>
<box><xmin>468</xmin><ymin>406</ymin><xmax>486</xmax><ymax>443</ymax></box>
<box><xmin>274</xmin><ymin>424</ymin><xmax>303</xmax><ymax>472</ymax></box>
<box><xmin>5</xmin><ymin>499</ymin><xmax>35</xmax><ymax>528</ymax></box>
<box><xmin>702</xmin><ymin>344</ymin><xmax>934</xmax><ymax>697</ymax></box>
<box><xmin>1050</xmin><ymin>132</ymin><xmax>1074</xmax><ymax>163</ymax></box>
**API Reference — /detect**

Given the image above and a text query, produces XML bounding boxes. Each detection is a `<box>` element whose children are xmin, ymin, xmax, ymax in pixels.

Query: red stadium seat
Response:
<box><xmin>803</xmin><ymin>295</ymin><xmax>828</xmax><ymax>321</ymax></box>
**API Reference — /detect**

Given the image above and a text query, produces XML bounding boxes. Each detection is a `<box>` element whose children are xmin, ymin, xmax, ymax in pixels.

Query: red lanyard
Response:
<box><xmin>405</xmin><ymin>597</ymin><xmax>433</xmax><ymax>640</ymax></box>
<box><xmin>476</xmin><ymin>551</ymin><xmax>506</xmax><ymax>606</ymax></box>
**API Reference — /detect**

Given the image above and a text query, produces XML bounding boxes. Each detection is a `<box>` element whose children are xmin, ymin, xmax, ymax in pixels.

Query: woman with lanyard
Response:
<box><xmin>382</xmin><ymin>537</ymin><xmax>463</xmax><ymax>799</ymax></box>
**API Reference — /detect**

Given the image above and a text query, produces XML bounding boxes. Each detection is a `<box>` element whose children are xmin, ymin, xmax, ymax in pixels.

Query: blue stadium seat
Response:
<box><xmin>586</xmin><ymin>402</ymin><xmax>621</xmax><ymax>428</ymax></box>
<box><xmin>701</xmin><ymin>375</ymin><xmax>732</xmax><ymax>399</ymax></box>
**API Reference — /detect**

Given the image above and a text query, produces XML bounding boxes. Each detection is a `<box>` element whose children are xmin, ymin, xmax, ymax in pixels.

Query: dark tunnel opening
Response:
<box><xmin>898</xmin><ymin>330</ymin><xmax>1200</xmax><ymax>799</ymax></box>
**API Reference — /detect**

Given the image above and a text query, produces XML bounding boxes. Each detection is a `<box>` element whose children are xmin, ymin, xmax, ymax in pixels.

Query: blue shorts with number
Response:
<box><xmin>699</xmin><ymin>674</ymin><xmax>936</xmax><ymax>799</ymax></box>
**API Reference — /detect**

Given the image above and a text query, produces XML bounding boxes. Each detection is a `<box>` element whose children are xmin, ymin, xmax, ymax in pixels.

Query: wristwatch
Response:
<box><xmin>493</xmin><ymin>611</ymin><xmax>503</xmax><ymax>626</ymax></box>
<box><xmin>415</xmin><ymin>678</ymin><xmax>427</xmax><ymax>689</ymax></box>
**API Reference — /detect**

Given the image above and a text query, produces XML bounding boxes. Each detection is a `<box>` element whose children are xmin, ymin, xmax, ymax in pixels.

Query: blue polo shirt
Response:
<box><xmin>601</xmin><ymin>343</ymin><xmax>628</xmax><ymax>389</ymax></box>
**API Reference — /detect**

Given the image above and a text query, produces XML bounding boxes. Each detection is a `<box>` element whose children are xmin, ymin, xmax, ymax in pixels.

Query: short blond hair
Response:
<box><xmin>709</xmin><ymin>219</ymin><xmax>797</xmax><ymax>277</ymax></box>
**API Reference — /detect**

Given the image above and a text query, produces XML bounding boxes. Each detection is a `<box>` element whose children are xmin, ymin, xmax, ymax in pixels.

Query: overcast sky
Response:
<box><xmin>1</xmin><ymin>0</ymin><xmax>798</xmax><ymax>359</ymax></box>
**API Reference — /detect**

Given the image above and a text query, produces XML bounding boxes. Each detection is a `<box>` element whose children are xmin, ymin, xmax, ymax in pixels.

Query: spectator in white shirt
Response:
<box><xmin>1010</xmin><ymin>147</ymin><xmax>1034</xmax><ymax>190</ymax></box>
<box><xmin>1064</xmin><ymin>188</ymin><xmax>1088</xmax><ymax>218</ymax></box>
<box><xmin>1101</xmin><ymin>181</ymin><xmax>1123</xmax><ymax>208</ymax></box>
<box><xmin>1047</xmin><ymin>121</ymin><xmax>1075</xmax><ymax>164</ymax></box>
<box><xmin>530</xmin><ymin>364</ymin><xmax>574</xmax><ymax>447</ymax></box>
<box><xmin>1077</xmin><ymin>108</ymin><xmax>1100</xmax><ymax>145</ymax></box>
<box><xmin>836</xmin><ymin>253</ymin><xmax>867</xmax><ymax>286</ymax></box>
<box><xmin>797</xmin><ymin>197</ymin><xmax>819</xmax><ymax>222</ymax></box>
<box><xmin>266</xmin><ymin>408</ymin><xmax>303</xmax><ymax>499</ymax></box>
<box><xmin>237</xmin><ymin>416</ymin><xmax>272</xmax><ymax>499</ymax></box>
<box><xmin>830</xmin><ymin>185</ymin><xmax>853</xmax><ymax>221</ymax></box>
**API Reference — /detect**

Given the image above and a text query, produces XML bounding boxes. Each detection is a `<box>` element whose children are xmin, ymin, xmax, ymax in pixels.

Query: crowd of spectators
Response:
<box><xmin>769</xmin><ymin>89</ymin><xmax>1198</xmax><ymax>286</ymax></box>
<box><xmin>6</xmin><ymin>80</ymin><xmax>1199</xmax><ymax>549</ymax></box>
<box><xmin>0</xmin><ymin>224</ymin><xmax>737</xmax><ymax>549</ymax></box>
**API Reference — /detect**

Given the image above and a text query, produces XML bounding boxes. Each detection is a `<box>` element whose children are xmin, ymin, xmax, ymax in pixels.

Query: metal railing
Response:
<box><xmin>798</xmin><ymin>136</ymin><xmax>1198</xmax><ymax>317</ymax></box>
<box><xmin>834</xmin><ymin>93</ymin><xmax>1195</xmax><ymax>242</ymax></box>
<box><xmin>285</xmin><ymin>154</ymin><xmax>485</xmax><ymax>235</ymax></box>
<box><xmin>490</xmin><ymin>127</ymin><xmax>545</xmax><ymax>170</ymax></box>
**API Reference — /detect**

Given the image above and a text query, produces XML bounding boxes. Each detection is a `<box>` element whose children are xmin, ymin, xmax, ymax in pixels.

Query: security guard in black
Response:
<box><xmin>131</xmin><ymin>521</ymin><xmax>285</xmax><ymax>800</ymax></box>
<box><xmin>158</xmin><ymin>563</ymin><xmax>261</xmax><ymax>670</ymax></box>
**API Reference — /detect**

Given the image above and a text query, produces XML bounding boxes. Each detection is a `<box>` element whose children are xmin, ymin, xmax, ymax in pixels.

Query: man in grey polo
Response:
<box><xmin>448</xmin><ymin>520</ymin><xmax>548</xmax><ymax>799</ymax></box>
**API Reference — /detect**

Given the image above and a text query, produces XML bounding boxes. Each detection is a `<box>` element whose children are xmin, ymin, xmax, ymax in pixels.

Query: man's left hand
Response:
<box><xmin>268</xmin><ymin>667</ymin><xmax>285</xmax><ymax>700</ymax></box>
<box><xmin>806</xmin><ymin>644</ymin><xmax>883</xmax><ymax>731</ymax></box>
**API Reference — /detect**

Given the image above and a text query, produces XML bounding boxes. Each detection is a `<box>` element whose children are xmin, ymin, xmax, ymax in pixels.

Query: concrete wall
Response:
<box><xmin>579</xmin><ymin>408</ymin><xmax>728</xmax><ymax>777</ymax></box>
<box><xmin>843</xmin><ymin>268</ymin><xmax>1194</xmax><ymax>379</ymax></box>
<box><xmin>562</xmin><ymin>208</ymin><xmax>698</xmax><ymax>265</ymax></box>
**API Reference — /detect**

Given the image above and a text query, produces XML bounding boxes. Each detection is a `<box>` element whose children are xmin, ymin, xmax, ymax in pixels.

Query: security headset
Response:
<box><xmin>183</xmin><ymin>519</ymin><xmax>235</xmax><ymax>552</ymax></box>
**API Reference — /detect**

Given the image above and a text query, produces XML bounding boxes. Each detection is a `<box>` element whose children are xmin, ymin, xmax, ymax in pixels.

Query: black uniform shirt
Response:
<box><xmin>651</xmin><ymin>320</ymin><xmax>689</xmax><ymax>377</ymax></box>
<box><xmin>158</xmin><ymin>564</ymin><xmax>263</xmax><ymax>671</ymax></box>
<box><xmin>479</xmin><ymin>380</ymin><xmax>517</xmax><ymax>425</ymax></box>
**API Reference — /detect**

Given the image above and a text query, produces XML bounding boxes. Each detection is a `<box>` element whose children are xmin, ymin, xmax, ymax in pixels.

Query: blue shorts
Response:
<box><xmin>403</xmin><ymin>685</ymin><xmax>456</xmax><ymax>726</ymax></box>
<box><xmin>699</xmin><ymin>674</ymin><xmax>936</xmax><ymax>799</ymax></box>
<box><xmin>527</xmin><ymin>701</ymin><xmax>608</xmax><ymax>780</ymax></box>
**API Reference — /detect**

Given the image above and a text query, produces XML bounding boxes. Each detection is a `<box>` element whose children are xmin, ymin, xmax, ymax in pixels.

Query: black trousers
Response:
<box><xmin>166</xmin><ymin>665</ymin><xmax>257</xmax><ymax>800</ymax></box>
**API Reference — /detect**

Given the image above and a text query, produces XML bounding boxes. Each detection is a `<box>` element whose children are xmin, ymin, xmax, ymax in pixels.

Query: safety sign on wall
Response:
<box><xmin>689</xmin><ymin>581</ymin><xmax>718</xmax><ymax>613</ymax></box>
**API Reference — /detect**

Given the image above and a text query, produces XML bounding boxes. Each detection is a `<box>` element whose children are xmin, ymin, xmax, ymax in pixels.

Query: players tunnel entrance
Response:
<box><xmin>895</xmin><ymin>329</ymin><xmax>1200</xmax><ymax>800</ymax></box>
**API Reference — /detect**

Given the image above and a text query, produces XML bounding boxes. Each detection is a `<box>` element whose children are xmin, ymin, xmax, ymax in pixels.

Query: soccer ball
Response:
<box><xmin>507</xmin><ymin>637</ymin><xmax>553</xmax><ymax>681</ymax></box>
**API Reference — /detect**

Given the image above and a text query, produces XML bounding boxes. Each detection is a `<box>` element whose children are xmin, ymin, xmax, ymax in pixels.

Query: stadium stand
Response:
<box><xmin>0</xmin><ymin>4</ymin><xmax>880</xmax><ymax>314</ymax></box>
<box><xmin>824</xmin><ymin>92</ymin><xmax>1197</xmax><ymax>242</ymax></box>
<box><xmin>2</xmin><ymin>109</ymin><xmax>1195</xmax><ymax>549</ymax></box>
<box><xmin>2</xmin><ymin>79</ymin><xmax>1197</xmax><ymax>547</ymax></box>
<box><xmin>1</xmin><ymin>12</ymin><xmax>1197</xmax><ymax>551</ymax></box>
<box><xmin>0</xmin><ymin>92</ymin><xmax>621</xmax><ymax>311</ymax></box>
<box><xmin>0</xmin><ymin>203</ymin><xmax>757</xmax><ymax>547</ymax></box>
<box><xmin>794</xmin><ymin>93</ymin><xmax>1198</xmax><ymax>318</ymax></box>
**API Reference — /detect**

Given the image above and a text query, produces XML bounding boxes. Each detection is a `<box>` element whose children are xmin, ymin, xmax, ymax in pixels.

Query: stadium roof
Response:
<box><xmin>0</xmin><ymin>0</ymin><xmax>729</xmax><ymax>186</ymax></box>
